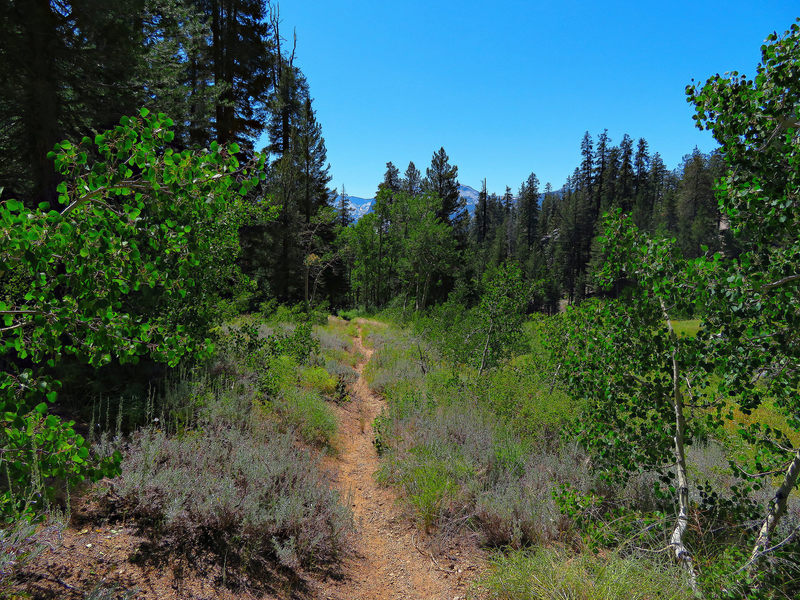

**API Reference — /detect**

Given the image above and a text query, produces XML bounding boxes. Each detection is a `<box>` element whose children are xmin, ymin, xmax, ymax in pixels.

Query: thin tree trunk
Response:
<box><xmin>311</xmin><ymin>260</ymin><xmax>333</xmax><ymax>306</ymax></box>
<box><xmin>421</xmin><ymin>272</ymin><xmax>431</xmax><ymax>311</ymax></box>
<box><xmin>748</xmin><ymin>449</ymin><xmax>800</xmax><ymax>576</ymax></box>
<box><xmin>304</xmin><ymin>263</ymin><xmax>309</xmax><ymax>309</ymax></box>
<box><xmin>478</xmin><ymin>320</ymin><xmax>494</xmax><ymax>377</ymax></box>
<box><xmin>27</xmin><ymin>0</ymin><xmax>59</xmax><ymax>205</ymax></box>
<box><xmin>661</xmin><ymin>299</ymin><xmax>700</xmax><ymax>595</ymax></box>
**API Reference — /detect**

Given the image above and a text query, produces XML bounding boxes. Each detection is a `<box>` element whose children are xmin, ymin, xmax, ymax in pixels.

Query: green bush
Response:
<box><xmin>299</xmin><ymin>365</ymin><xmax>337</xmax><ymax>397</ymax></box>
<box><xmin>275</xmin><ymin>387</ymin><xmax>338</xmax><ymax>450</ymax></box>
<box><xmin>478</xmin><ymin>547</ymin><xmax>694</xmax><ymax>600</ymax></box>
<box><xmin>402</xmin><ymin>461</ymin><xmax>459</xmax><ymax>531</ymax></box>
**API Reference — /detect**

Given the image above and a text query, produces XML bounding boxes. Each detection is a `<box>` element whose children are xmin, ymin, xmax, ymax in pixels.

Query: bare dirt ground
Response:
<box><xmin>9</xmin><ymin>318</ymin><xmax>485</xmax><ymax>599</ymax></box>
<box><xmin>312</xmin><ymin>320</ymin><xmax>486</xmax><ymax>600</ymax></box>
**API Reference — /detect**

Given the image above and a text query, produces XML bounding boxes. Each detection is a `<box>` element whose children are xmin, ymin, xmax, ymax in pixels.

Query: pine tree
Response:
<box><xmin>402</xmin><ymin>161</ymin><xmax>422</xmax><ymax>196</ymax></box>
<box><xmin>266</xmin><ymin>3</ymin><xmax>304</xmax><ymax>157</ymax></box>
<box><xmin>502</xmin><ymin>185</ymin><xmax>515</xmax><ymax>259</ymax></box>
<box><xmin>555</xmin><ymin>174</ymin><xmax>585</xmax><ymax>303</ymax></box>
<box><xmin>142</xmin><ymin>0</ymin><xmax>221</xmax><ymax>148</ymax></box>
<box><xmin>476</xmin><ymin>178</ymin><xmax>489</xmax><ymax>244</ymax></box>
<box><xmin>295</xmin><ymin>96</ymin><xmax>333</xmax><ymax>222</ymax></box>
<box><xmin>648</xmin><ymin>152</ymin><xmax>669</xmax><ymax>233</ymax></box>
<box><xmin>380</xmin><ymin>161</ymin><xmax>401</xmax><ymax>195</ymax></box>
<box><xmin>518</xmin><ymin>172</ymin><xmax>540</xmax><ymax>250</ymax></box>
<box><xmin>423</xmin><ymin>147</ymin><xmax>463</xmax><ymax>225</ymax></box>
<box><xmin>579</xmin><ymin>131</ymin><xmax>594</xmax><ymax>197</ymax></box>
<box><xmin>371</xmin><ymin>162</ymin><xmax>402</xmax><ymax>305</ymax></box>
<box><xmin>202</xmin><ymin>0</ymin><xmax>272</xmax><ymax>149</ymax></box>
<box><xmin>540</xmin><ymin>182</ymin><xmax>557</xmax><ymax>234</ymax></box>
<box><xmin>338</xmin><ymin>185</ymin><xmax>353</xmax><ymax>227</ymax></box>
<box><xmin>593</xmin><ymin>129</ymin><xmax>611</xmax><ymax>218</ymax></box>
<box><xmin>603</xmin><ymin>145</ymin><xmax>621</xmax><ymax>214</ymax></box>
<box><xmin>676</xmin><ymin>148</ymin><xmax>722</xmax><ymax>257</ymax></box>
<box><xmin>633</xmin><ymin>137</ymin><xmax>651</xmax><ymax>228</ymax></box>
<box><xmin>618</xmin><ymin>134</ymin><xmax>635</xmax><ymax>211</ymax></box>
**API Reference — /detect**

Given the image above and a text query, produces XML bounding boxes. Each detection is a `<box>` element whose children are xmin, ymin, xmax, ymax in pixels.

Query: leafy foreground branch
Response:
<box><xmin>0</xmin><ymin>109</ymin><xmax>270</xmax><ymax>519</ymax></box>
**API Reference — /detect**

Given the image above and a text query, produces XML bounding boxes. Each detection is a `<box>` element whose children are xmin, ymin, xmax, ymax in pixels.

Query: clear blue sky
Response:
<box><xmin>260</xmin><ymin>1</ymin><xmax>799</xmax><ymax>198</ymax></box>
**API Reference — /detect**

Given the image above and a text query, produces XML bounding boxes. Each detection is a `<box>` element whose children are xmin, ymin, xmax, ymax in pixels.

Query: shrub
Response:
<box><xmin>324</xmin><ymin>359</ymin><xmax>358</xmax><ymax>385</ymax></box>
<box><xmin>478</xmin><ymin>547</ymin><xmax>694</xmax><ymax>600</ymax></box>
<box><xmin>267</xmin><ymin>303</ymin><xmax>329</xmax><ymax>326</ymax></box>
<box><xmin>314</xmin><ymin>325</ymin><xmax>351</xmax><ymax>354</ymax></box>
<box><xmin>274</xmin><ymin>387</ymin><xmax>338</xmax><ymax>450</ymax></box>
<box><xmin>0</xmin><ymin>516</ymin><xmax>64</xmax><ymax>595</ymax></box>
<box><xmin>114</xmin><ymin>425</ymin><xmax>351</xmax><ymax>572</ymax></box>
<box><xmin>298</xmin><ymin>366</ymin><xmax>337</xmax><ymax>397</ymax></box>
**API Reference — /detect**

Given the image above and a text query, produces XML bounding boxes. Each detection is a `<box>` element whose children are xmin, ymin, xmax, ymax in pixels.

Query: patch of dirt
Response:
<box><xmin>313</xmin><ymin>319</ymin><xmax>486</xmax><ymax>600</ymax></box>
<box><xmin>10</xmin><ymin>506</ymin><xmax>313</xmax><ymax>599</ymax></box>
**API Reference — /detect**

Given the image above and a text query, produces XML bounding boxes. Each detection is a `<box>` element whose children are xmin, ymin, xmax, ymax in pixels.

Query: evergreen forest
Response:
<box><xmin>1</xmin><ymin>3</ymin><xmax>799</xmax><ymax>599</ymax></box>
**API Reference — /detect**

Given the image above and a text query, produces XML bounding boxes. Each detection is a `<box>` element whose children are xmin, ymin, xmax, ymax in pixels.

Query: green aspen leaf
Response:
<box><xmin>34</xmin><ymin>402</ymin><xmax>47</xmax><ymax>414</ymax></box>
<box><xmin>140</xmin><ymin>107</ymin><xmax>150</xmax><ymax>117</ymax></box>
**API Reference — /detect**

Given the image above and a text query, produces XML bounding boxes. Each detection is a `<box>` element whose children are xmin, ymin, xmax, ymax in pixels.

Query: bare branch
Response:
<box><xmin>763</xmin><ymin>274</ymin><xmax>800</xmax><ymax>291</ymax></box>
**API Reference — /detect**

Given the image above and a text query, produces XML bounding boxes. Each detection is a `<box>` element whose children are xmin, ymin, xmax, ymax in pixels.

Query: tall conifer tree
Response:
<box><xmin>423</xmin><ymin>147</ymin><xmax>463</xmax><ymax>225</ymax></box>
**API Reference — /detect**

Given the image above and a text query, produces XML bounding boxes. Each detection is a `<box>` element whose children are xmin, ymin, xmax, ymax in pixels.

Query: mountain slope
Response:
<box><xmin>336</xmin><ymin>184</ymin><xmax>483</xmax><ymax>221</ymax></box>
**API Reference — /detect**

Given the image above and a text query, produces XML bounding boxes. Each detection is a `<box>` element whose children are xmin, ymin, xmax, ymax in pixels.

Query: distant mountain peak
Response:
<box><xmin>335</xmin><ymin>184</ymin><xmax>485</xmax><ymax>221</ymax></box>
<box><xmin>334</xmin><ymin>193</ymin><xmax>373</xmax><ymax>220</ymax></box>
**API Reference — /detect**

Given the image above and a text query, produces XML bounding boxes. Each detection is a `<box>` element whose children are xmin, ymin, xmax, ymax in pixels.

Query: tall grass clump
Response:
<box><xmin>0</xmin><ymin>517</ymin><xmax>64</xmax><ymax>595</ymax></box>
<box><xmin>478</xmin><ymin>548</ymin><xmax>694</xmax><ymax>600</ymax></box>
<box><xmin>274</xmin><ymin>386</ymin><xmax>338</xmax><ymax>450</ymax></box>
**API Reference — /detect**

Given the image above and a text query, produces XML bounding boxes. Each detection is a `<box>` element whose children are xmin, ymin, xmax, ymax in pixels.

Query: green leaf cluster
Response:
<box><xmin>0</xmin><ymin>111</ymin><xmax>271</xmax><ymax>518</ymax></box>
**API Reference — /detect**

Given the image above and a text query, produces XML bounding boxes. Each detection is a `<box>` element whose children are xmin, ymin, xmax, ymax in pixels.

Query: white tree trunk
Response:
<box><xmin>748</xmin><ymin>448</ymin><xmax>800</xmax><ymax>574</ymax></box>
<box><xmin>662</xmin><ymin>300</ymin><xmax>700</xmax><ymax>595</ymax></box>
<box><xmin>478</xmin><ymin>320</ymin><xmax>494</xmax><ymax>377</ymax></box>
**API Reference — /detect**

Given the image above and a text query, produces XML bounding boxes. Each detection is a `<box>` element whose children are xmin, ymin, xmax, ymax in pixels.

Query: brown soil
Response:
<box><xmin>311</xmin><ymin>319</ymin><xmax>486</xmax><ymax>600</ymax></box>
<box><xmin>9</xmin><ymin>318</ymin><xmax>485</xmax><ymax>600</ymax></box>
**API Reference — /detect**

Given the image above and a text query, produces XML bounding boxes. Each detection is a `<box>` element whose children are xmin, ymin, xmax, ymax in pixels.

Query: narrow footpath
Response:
<box><xmin>315</xmin><ymin>319</ymin><xmax>484</xmax><ymax>600</ymax></box>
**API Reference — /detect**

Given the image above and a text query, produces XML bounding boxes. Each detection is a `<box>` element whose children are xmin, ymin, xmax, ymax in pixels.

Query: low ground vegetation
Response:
<box><xmin>2</xmin><ymin>309</ymin><xmax>357</xmax><ymax>594</ymax></box>
<box><xmin>363</xmin><ymin>310</ymin><xmax>800</xmax><ymax>599</ymax></box>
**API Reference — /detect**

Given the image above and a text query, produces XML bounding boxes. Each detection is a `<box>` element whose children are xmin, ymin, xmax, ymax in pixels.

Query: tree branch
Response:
<box><xmin>762</xmin><ymin>274</ymin><xmax>800</xmax><ymax>291</ymax></box>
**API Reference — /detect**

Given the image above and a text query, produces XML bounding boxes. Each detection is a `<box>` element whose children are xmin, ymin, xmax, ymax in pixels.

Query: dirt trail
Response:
<box><xmin>316</xmin><ymin>319</ymin><xmax>484</xmax><ymax>600</ymax></box>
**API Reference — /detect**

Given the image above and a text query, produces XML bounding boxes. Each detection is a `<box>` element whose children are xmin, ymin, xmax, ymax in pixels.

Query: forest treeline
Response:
<box><xmin>1</xmin><ymin>1</ymin><xmax>727</xmax><ymax>317</ymax></box>
<box><xmin>346</xmin><ymin>136</ymin><xmax>726</xmax><ymax>312</ymax></box>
